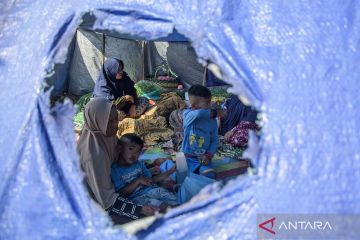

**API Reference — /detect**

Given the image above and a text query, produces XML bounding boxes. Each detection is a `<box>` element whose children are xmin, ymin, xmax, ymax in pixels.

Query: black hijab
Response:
<box><xmin>220</xmin><ymin>95</ymin><xmax>258</xmax><ymax>135</ymax></box>
<box><xmin>93</xmin><ymin>58</ymin><xmax>137</xmax><ymax>101</ymax></box>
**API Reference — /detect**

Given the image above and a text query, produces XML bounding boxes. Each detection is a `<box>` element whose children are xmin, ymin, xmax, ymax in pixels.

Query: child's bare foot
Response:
<box><xmin>141</xmin><ymin>205</ymin><xmax>159</xmax><ymax>216</ymax></box>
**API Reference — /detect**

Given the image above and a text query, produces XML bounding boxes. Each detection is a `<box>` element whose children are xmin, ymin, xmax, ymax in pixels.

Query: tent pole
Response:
<box><xmin>102</xmin><ymin>33</ymin><xmax>106</xmax><ymax>64</ymax></box>
<box><xmin>202</xmin><ymin>61</ymin><xmax>209</xmax><ymax>86</ymax></box>
<box><xmin>142</xmin><ymin>41</ymin><xmax>145</xmax><ymax>80</ymax></box>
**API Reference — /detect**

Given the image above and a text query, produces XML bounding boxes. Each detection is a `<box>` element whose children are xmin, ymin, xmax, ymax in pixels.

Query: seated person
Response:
<box><xmin>220</xmin><ymin>94</ymin><xmax>258</xmax><ymax>135</ymax></box>
<box><xmin>111</xmin><ymin>133</ymin><xmax>178</xmax><ymax>212</ymax></box>
<box><xmin>77</xmin><ymin>98</ymin><xmax>157</xmax><ymax>224</ymax></box>
<box><xmin>93</xmin><ymin>58</ymin><xmax>147</xmax><ymax>119</ymax></box>
<box><xmin>181</xmin><ymin>85</ymin><xmax>226</xmax><ymax>179</ymax></box>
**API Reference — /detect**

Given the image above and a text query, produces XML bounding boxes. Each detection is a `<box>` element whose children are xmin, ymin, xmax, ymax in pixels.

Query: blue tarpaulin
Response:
<box><xmin>0</xmin><ymin>0</ymin><xmax>359</xmax><ymax>239</ymax></box>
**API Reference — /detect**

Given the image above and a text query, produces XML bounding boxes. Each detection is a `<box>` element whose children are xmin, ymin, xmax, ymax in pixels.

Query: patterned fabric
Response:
<box><xmin>169</xmin><ymin>109</ymin><xmax>184</xmax><ymax>131</ymax></box>
<box><xmin>169</xmin><ymin>109</ymin><xmax>185</xmax><ymax>150</ymax></box>
<box><xmin>117</xmin><ymin>116</ymin><xmax>173</xmax><ymax>146</ymax></box>
<box><xmin>131</xmin><ymin>187</ymin><xmax>178</xmax><ymax>207</ymax></box>
<box><xmin>135</xmin><ymin>80</ymin><xmax>164</xmax><ymax>100</ymax></box>
<box><xmin>113</xmin><ymin>96</ymin><xmax>149</xmax><ymax>118</ymax></box>
<box><xmin>113</xmin><ymin>95</ymin><xmax>130</xmax><ymax>112</ymax></box>
<box><xmin>116</xmin><ymin>92</ymin><xmax>183</xmax><ymax>146</ymax></box>
<box><xmin>153</xmin><ymin>139</ymin><xmax>174</xmax><ymax>150</ymax></box>
<box><xmin>226</xmin><ymin>121</ymin><xmax>260</xmax><ymax>148</ymax></box>
<box><xmin>109</xmin><ymin>197</ymin><xmax>142</xmax><ymax>221</ymax></box>
<box><xmin>217</xmin><ymin>143</ymin><xmax>244</xmax><ymax>159</ymax></box>
<box><xmin>150</xmin><ymin>92</ymin><xmax>185</xmax><ymax>119</ymax></box>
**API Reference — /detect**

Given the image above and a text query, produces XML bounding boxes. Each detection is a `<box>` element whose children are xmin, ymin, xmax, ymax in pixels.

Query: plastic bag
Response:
<box><xmin>135</xmin><ymin>80</ymin><xmax>164</xmax><ymax>100</ymax></box>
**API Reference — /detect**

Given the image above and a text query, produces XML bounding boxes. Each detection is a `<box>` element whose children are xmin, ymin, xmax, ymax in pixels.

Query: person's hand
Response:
<box><xmin>117</xmin><ymin>110</ymin><xmax>126</xmax><ymax>121</ymax></box>
<box><xmin>199</xmin><ymin>155</ymin><xmax>211</xmax><ymax>166</ymax></box>
<box><xmin>166</xmin><ymin>165</ymin><xmax>176</xmax><ymax>175</ymax></box>
<box><xmin>137</xmin><ymin>176</ymin><xmax>153</xmax><ymax>186</ymax></box>
<box><xmin>141</xmin><ymin>205</ymin><xmax>159</xmax><ymax>216</ymax></box>
<box><xmin>224</xmin><ymin>130</ymin><xmax>234</xmax><ymax>142</ymax></box>
<box><xmin>128</xmin><ymin>104</ymin><xmax>137</xmax><ymax>118</ymax></box>
<box><xmin>217</xmin><ymin>109</ymin><xmax>227</xmax><ymax>119</ymax></box>
<box><xmin>124</xmin><ymin>95</ymin><xmax>134</xmax><ymax>104</ymax></box>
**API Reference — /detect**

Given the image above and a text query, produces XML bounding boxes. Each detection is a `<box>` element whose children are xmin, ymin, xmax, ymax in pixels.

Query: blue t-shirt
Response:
<box><xmin>181</xmin><ymin>108</ymin><xmax>218</xmax><ymax>156</ymax></box>
<box><xmin>111</xmin><ymin>161</ymin><xmax>153</xmax><ymax>199</ymax></box>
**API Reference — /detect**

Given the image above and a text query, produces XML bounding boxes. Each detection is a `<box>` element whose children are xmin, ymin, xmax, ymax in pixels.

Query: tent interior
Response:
<box><xmin>44</xmin><ymin>23</ymin><xmax>259</xmax><ymax>224</ymax></box>
<box><xmin>46</xmin><ymin>27</ymin><xmax>227</xmax><ymax>100</ymax></box>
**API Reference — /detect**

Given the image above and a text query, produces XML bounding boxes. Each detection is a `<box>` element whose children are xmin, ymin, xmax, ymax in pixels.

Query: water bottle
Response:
<box><xmin>176</xmin><ymin>152</ymin><xmax>188</xmax><ymax>184</ymax></box>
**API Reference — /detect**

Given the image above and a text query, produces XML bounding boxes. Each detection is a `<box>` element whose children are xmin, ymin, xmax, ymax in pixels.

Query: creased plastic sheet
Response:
<box><xmin>0</xmin><ymin>0</ymin><xmax>359</xmax><ymax>239</ymax></box>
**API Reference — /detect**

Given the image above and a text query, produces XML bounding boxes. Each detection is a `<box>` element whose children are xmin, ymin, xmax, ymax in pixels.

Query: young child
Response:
<box><xmin>181</xmin><ymin>85</ymin><xmax>226</xmax><ymax>179</ymax></box>
<box><xmin>111</xmin><ymin>133</ymin><xmax>177</xmax><ymax>212</ymax></box>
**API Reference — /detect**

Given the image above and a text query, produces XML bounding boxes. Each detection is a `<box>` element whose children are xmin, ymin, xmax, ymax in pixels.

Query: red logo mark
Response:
<box><xmin>259</xmin><ymin>217</ymin><xmax>276</xmax><ymax>235</ymax></box>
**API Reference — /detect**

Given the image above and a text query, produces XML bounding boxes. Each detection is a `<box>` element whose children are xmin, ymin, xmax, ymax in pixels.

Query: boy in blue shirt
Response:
<box><xmin>111</xmin><ymin>133</ymin><xmax>177</xmax><ymax>212</ymax></box>
<box><xmin>181</xmin><ymin>85</ymin><xmax>226</xmax><ymax>179</ymax></box>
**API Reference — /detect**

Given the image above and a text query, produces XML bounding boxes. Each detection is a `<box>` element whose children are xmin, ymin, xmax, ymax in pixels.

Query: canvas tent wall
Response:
<box><xmin>47</xmin><ymin>28</ymin><xmax>206</xmax><ymax>97</ymax></box>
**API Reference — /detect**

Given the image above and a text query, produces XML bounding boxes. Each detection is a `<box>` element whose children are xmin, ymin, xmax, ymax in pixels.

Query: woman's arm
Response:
<box><xmin>128</xmin><ymin>104</ymin><xmax>137</xmax><ymax>118</ymax></box>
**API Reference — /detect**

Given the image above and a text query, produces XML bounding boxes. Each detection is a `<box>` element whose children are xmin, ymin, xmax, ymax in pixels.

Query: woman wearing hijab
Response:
<box><xmin>220</xmin><ymin>95</ymin><xmax>260</xmax><ymax>148</ymax></box>
<box><xmin>93</xmin><ymin>58</ymin><xmax>148</xmax><ymax>119</ymax></box>
<box><xmin>220</xmin><ymin>95</ymin><xmax>258</xmax><ymax>135</ymax></box>
<box><xmin>77</xmin><ymin>98</ymin><xmax>156</xmax><ymax>224</ymax></box>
